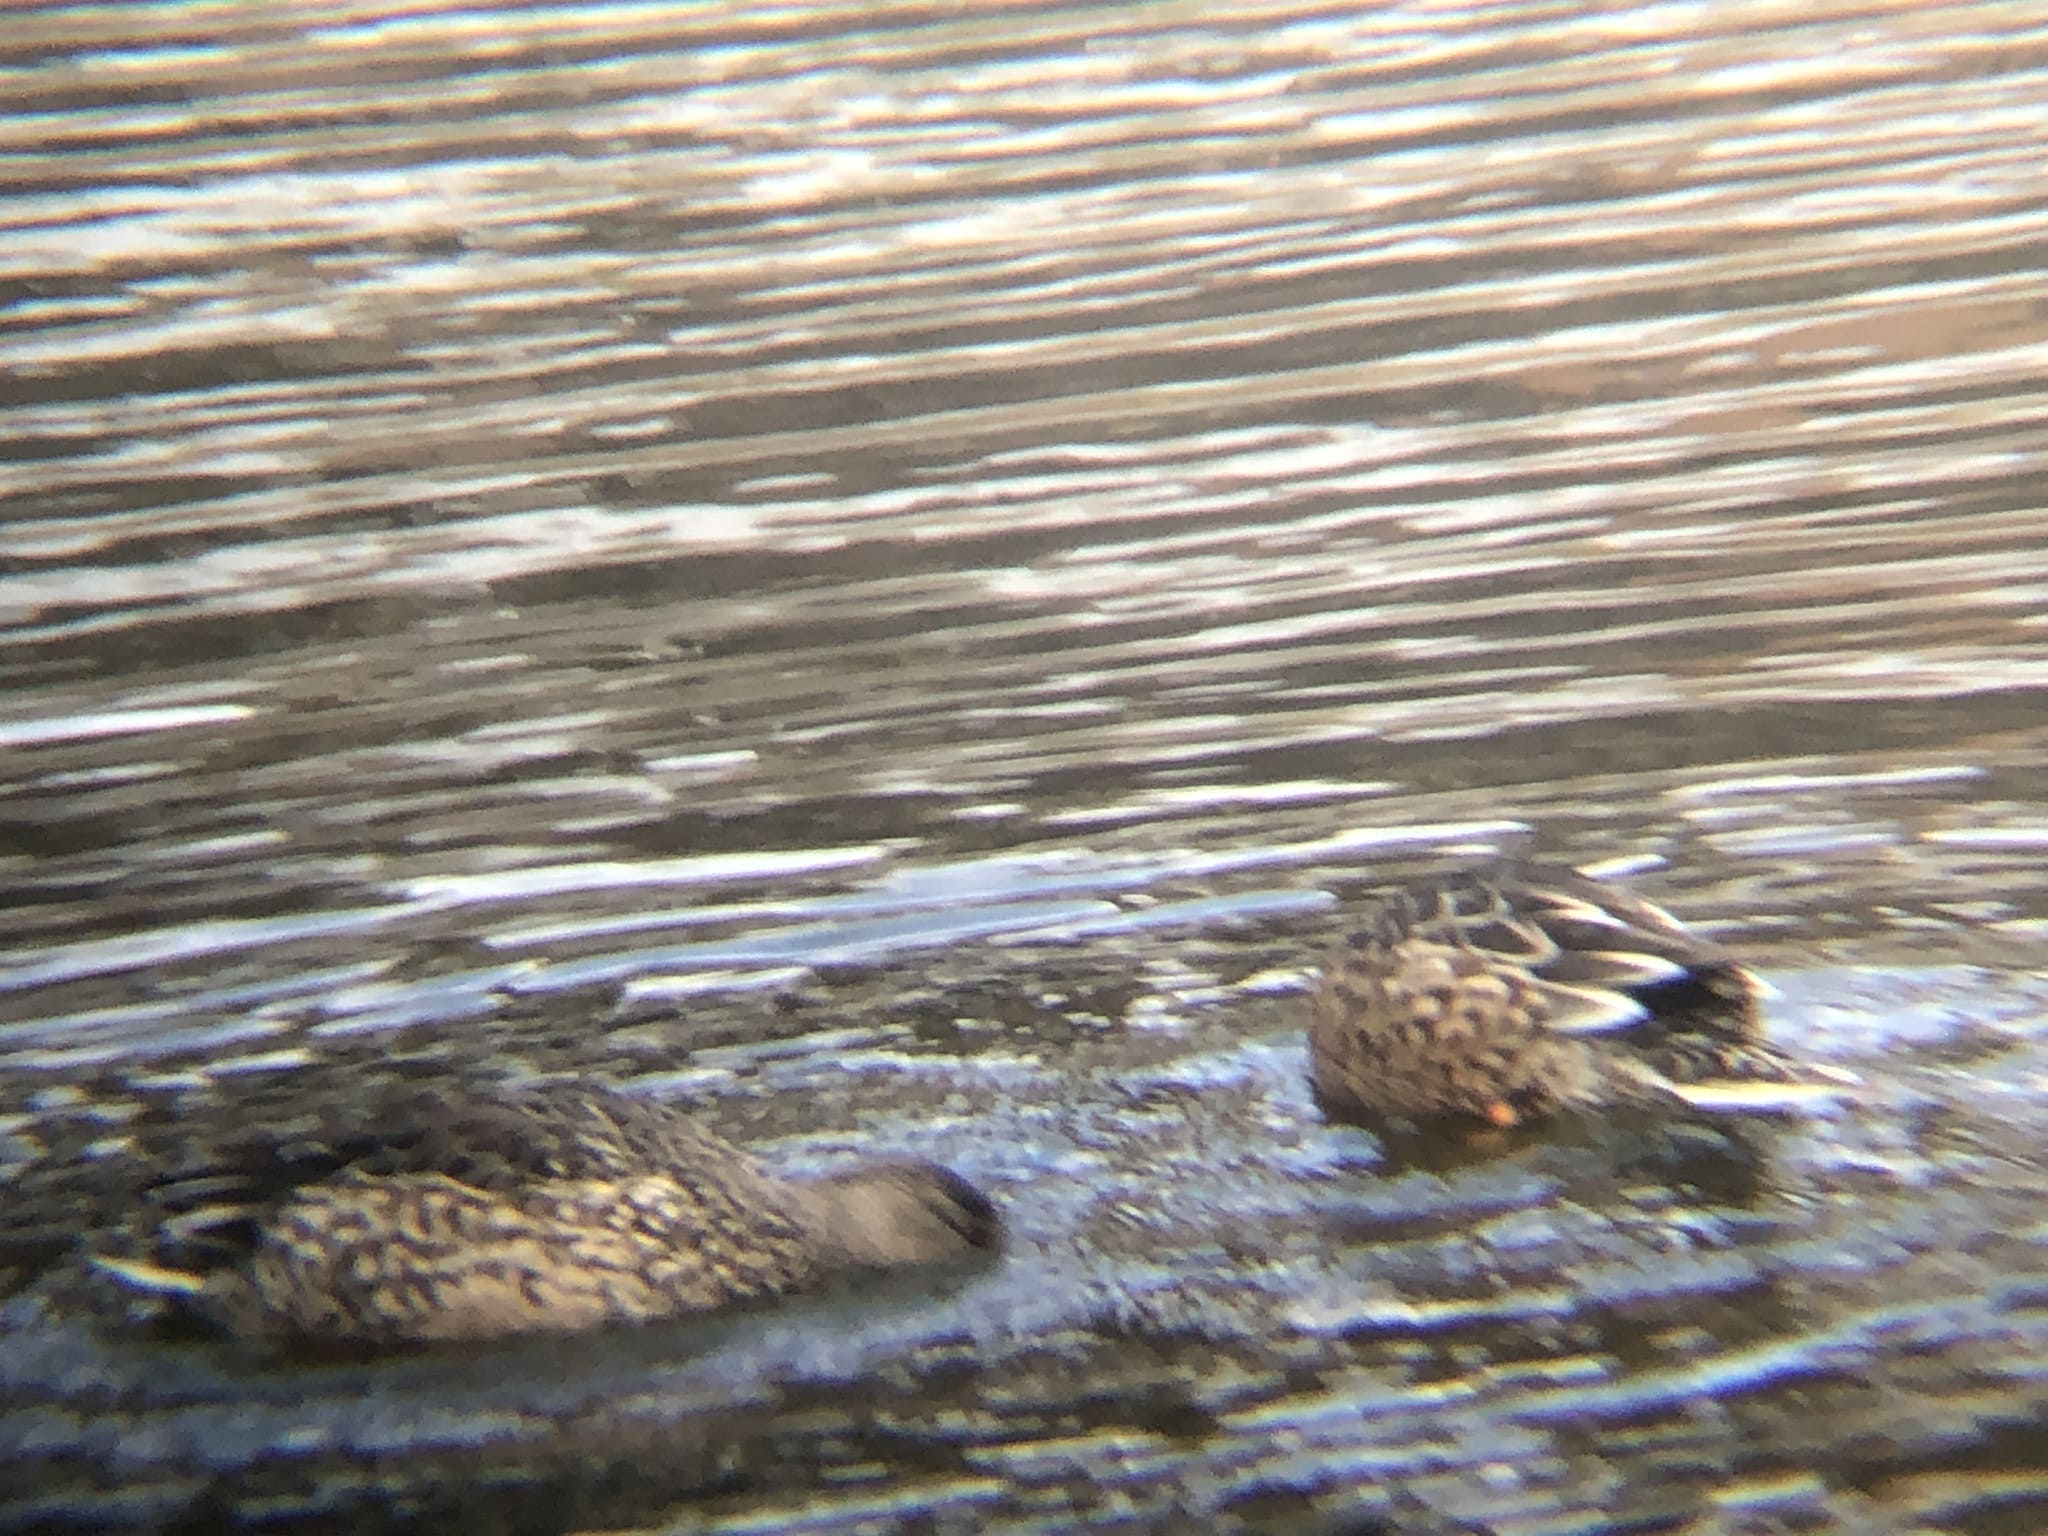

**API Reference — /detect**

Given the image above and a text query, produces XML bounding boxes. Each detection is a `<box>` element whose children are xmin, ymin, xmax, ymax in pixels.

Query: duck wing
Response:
<box><xmin>1393</xmin><ymin>863</ymin><xmax>1761</xmax><ymax>1043</ymax></box>
<box><xmin>100</xmin><ymin>1084</ymin><xmax>739</xmax><ymax>1288</ymax></box>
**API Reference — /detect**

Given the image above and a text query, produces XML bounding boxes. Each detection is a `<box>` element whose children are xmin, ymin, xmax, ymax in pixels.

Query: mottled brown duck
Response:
<box><xmin>90</xmin><ymin>1083</ymin><xmax>998</xmax><ymax>1347</ymax></box>
<box><xmin>1309</xmin><ymin>864</ymin><xmax>1847</xmax><ymax>1128</ymax></box>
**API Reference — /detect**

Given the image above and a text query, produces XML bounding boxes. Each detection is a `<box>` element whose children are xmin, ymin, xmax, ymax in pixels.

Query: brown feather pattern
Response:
<box><xmin>1310</xmin><ymin>864</ymin><xmax>1834</xmax><ymax>1127</ymax></box>
<box><xmin>92</xmin><ymin>1084</ymin><xmax>997</xmax><ymax>1347</ymax></box>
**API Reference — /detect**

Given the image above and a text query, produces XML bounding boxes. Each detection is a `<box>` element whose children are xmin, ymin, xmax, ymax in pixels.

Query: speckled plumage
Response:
<box><xmin>1309</xmin><ymin>864</ymin><xmax>1838</xmax><ymax>1127</ymax></box>
<box><xmin>91</xmin><ymin>1085</ymin><xmax>997</xmax><ymax>1347</ymax></box>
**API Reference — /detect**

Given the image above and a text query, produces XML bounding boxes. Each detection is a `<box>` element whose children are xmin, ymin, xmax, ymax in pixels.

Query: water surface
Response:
<box><xmin>4</xmin><ymin>1</ymin><xmax>2048</xmax><ymax>1531</ymax></box>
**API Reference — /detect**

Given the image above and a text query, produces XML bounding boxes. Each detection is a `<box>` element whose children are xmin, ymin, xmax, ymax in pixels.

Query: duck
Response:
<box><xmin>88</xmin><ymin>1083</ymin><xmax>998</xmax><ymax>1347</ymax></box>
<box><xmin>1308</xmin><ymin>863</ymin><xmax>1845</xmax><ymax>1128</ymax></box>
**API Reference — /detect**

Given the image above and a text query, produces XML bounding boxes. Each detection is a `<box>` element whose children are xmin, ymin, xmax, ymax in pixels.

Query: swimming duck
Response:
<box><xmin>90</xmin><ymin>1083</ymin><xmax>998</xmax><ymax>1347</ymax></box>
<box><xmin>1309</xmin><ymin>864</ymin><xmax>1842</xmax><ymax>1128</ymax></box>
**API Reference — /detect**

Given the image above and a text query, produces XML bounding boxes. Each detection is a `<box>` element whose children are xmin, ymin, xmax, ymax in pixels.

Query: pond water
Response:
<box><xmin>3</xmin><ymin>1</ymin><xmax>2047</xmax><ymax>1532</ymax></box>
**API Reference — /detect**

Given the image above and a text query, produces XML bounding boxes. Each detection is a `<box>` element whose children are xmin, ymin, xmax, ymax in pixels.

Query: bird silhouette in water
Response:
<box><xmin>90</xmin><ymin>1083</ymin><xmax>998</xmax><ymax>1347</ymax></box>
<box><xmin>1309</xmin><ymin>863</ymin><xmax>1849</xmax><ymax>1129</ymax></box>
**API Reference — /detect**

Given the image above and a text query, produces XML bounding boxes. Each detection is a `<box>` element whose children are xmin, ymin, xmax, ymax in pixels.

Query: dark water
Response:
<box><xmin>4</xmin><ymin>1</ymin><xmax>2048</xmax><ymax>1531</ymax></box>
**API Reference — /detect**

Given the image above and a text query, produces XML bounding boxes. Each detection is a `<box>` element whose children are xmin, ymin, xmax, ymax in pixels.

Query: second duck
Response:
<box><xmin>1309</xmin><ymin>863</ymin><xmax>1841</xmax><ymax>1129</ymax></box>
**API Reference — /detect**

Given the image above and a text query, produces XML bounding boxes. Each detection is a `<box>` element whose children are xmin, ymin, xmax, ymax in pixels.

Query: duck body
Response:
<box><xmin>91</xmin><ymin>1085</ymin><xmax>997</xmax><ymax>1347</ymax></box>
<box><xmin>1309</xmin><ymin>864</ymin><xmax>1827</xmax><ymax>1128</ymax></box>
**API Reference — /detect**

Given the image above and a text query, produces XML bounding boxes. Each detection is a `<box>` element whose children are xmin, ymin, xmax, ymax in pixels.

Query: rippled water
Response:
<box><xmin>4</xmin><ymin>1</ymin><xmax>2048</xmax><ymax>1532</ymax></box>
